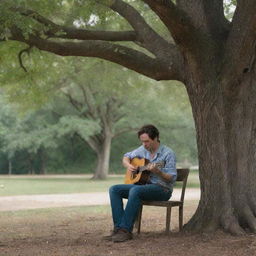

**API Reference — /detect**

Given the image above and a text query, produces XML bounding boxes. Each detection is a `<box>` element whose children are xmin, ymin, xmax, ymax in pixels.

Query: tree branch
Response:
<box><xmin>199</xmin><ymin>0</ymin><xmax>230</xmax><ymax>38</ymax></box>
<box><xmin>222</xmin><ymin>1</ymin><xmax>256</xmax><ymax>82</ymax></box>
<box><xmin>50</xmin><ymin>28</ymin><xmax>136</xmax><ymax>42</ymax></box>
<box><xmin>113</xmin><ymin>127</ymin><xmax>139</xmax><ymax>139</ymax></box>
<box><xmin>77</xmin><ymin>82</ymin><xmax>99</xmax><ymax>119</ymax></box>
<box><xmin>9</xmin><ymin>4</ymin><xmax>184</xmax><ymax>81</ymax></box>
<box><xmin>143</xmin><ymin>0</ymin><xmax>229</xmax><ymax>49</ymax></box>
<box><xmin>10</xmin><ymin>29</ymin><xmax>178</xmax><ymax>80</ymax></box>
<box><xmin>18</xmin><ymin>46</ymin><xmax>32</xmax><ymax>72</ymax></box>
<box><xmin>106</xmin><ymin>0</ymin><xmax>171</xmax><ymax>56</ymax></box>
<box><xmin>63</xmin><ymin>91</ymin><xmax>83</xmax><ymax>114</ymax></box>
<box><xmin>75</xmin><ymin>132</ymin><xmax>100</xmax><ymax>155</ymax></box>
<box><xmin>15</xmin><ymin>7</ymin><xmax>137</xmax><ymax>41</ymax></box>
<box><xmin>99</xmin><ymin>0</ymin><xmax>184</xmax><ymax>80</ymax></box>
<box><xmin>142</xmin><ymin>0</ymin><xmax>195</xmax><ymax>46</ymax></box>
<box><xmin>108</xmin><ymin>97</ymin><xmax>126</xmax><ymax>122</ymax></box>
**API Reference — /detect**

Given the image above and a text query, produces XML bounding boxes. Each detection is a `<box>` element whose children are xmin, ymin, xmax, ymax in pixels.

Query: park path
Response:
<box><xmin>0</xmin><ymin>188</ymin><xmax>200</xmax><ymax>212</ymax></box>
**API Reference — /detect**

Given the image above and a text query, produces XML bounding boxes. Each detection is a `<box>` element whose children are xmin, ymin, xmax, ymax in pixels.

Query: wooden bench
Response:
<box><xmin>136</xmin><ymin>168</ymin><xmax>190</xmax><ymax>233</ymax></box>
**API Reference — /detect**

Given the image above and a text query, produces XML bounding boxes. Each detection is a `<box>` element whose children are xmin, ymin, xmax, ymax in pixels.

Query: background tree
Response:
<box><xmin>51</xmin><ymin>58</ymin><xmax>195</xmax><ymax>179</ymax></box>
<box><xmin>0</xmin><ymin>95</ymin><xmax>99</xmax><ymax>174</ymax></box>
<box><xmin>58</xmin><ymin>59</ymin><xmax>142</xmax><ymax>179</ymax></box>
<box><xmin>2</xmin><ymin>0</ymin><xmax>250</xmax><ymax>234</ymax></box>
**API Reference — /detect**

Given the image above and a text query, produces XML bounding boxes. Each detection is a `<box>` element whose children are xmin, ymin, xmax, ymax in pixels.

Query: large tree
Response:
<box><xmin>1</xmin><ymin>0</ymin><xmax>255</xmax><ymax>234</ymax></box>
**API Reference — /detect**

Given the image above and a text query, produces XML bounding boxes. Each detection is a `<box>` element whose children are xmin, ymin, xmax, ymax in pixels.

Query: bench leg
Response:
<box><xmin>136</xmin><ymin>205</ymin><xmax>143</xmax><ymax>234</ymax></box>
<box><xmin>166</xmin><ymin>206</ymin><xmax>172</xmax><ymax>233</ymax></box>
<box><xmin>179</xmin><ymin>206</ymin><xmax>183</xmax><ymax>230</ymax></box>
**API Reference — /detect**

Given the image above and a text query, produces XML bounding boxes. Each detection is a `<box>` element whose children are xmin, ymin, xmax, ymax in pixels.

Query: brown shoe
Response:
<box><xmin>111</xmin><ymin>229</ymin><xmax>133</xmax><ymax>243</ymax></box>
<box><xmin>102</xmin><ymin>228</ymin><xmax>119</xmax><ymax>241</ymax></box>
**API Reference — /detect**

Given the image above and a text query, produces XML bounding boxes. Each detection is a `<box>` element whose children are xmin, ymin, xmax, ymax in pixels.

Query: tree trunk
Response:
<box><xmin>28</xmin><ymin>154</ymin><xmax>35</xmax><ymax>175</ymax></box>
<box><xmin>92</xmin><ymin>135</ymin><xmax>112</xmax><ymax>180</ymax></box>
<box><xmin>185</xmin><ymin>71</ymin><xmax>256</xmax><ymax>234</ymax></box>
<box><xmin>8</xmin><ymin>160</ymin><xmax>12</xmax><ymax>175</ymax></box>
<box><xmin>38</xmin><ymin>148</ymin><xmax>47</xmax><ymax>175</ymax></box>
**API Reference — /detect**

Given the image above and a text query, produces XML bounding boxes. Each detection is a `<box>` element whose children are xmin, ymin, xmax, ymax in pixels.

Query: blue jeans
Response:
<box><xmin>109</xmin><ymin>184</ymin><xmax>172</xmax><ymax>232</ymax></box>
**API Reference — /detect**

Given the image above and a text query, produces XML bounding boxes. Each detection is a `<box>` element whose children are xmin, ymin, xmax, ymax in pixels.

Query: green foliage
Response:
<box><xmin>0</xmin><ymin>110</ymin><xmax>98</xmax><ymax>156</ymax></box>
<box><xmin>0</xmin><ymin>0</ymin><xmax>198</xmax><ymax>174</ymax></box>
<box><xmin>0</xmin><ymin>0</ymin><xmax>237</xmax><ymax>41</ymax></box>
<box><xmin>0</xmin><ymin>41</ymin><xmax>64</xmax><ymax>110</ymax></box>
<box><xmin>224</xmin><ymin>0</ymin><xmax>236</xmax><ymax>20</ymax></box>
<box><xmin>54</xmin><ymin>115</ymin><xmax>100</xmax><ymax>140</ymax></box>
<box><xmin>0</xmin><ymin>53</ymin><xmax>197</xmax><ymax>174</ymax></box>
<box><xmin>53</xmin><ymin>58</ymin><xmax>169</xmax><ymax>133</ymax></box>
<box><xmin>0</xmin><ymin>1</ymin><xmax>52</xmax><ymax>40</ymax></box>
<box><xmin>0</xmin><ymin>94</ymin><xmax>100</xmax><ymax>174</ymax></box>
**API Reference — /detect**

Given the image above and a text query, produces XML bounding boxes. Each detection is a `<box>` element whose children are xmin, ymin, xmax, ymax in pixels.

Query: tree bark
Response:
<box><xmin>184</xmin><ymin>63</ymin><xmax>256</xmax><ymax>234</ymax></box>
<box><xmin>8</xmin><ymin>160</ymin><xmax>12</xmax><ymax>175</ymax></box>
<box><xmin>27</xmin><ymin>154</ymin><xmax>35</xmax><ymax>175</ymax></box>
<box><xmin>38</xmin><ymin>148</ymin><xmax>47</xmax><ymax>175</ymax></box>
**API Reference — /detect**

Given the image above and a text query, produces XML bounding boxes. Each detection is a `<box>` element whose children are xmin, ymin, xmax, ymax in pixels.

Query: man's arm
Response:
<box><xmin>147</xmin><ymin>164</ymin><xmax>173</xmax><ymax>182</ymax></box>
<box><xmin>122</xmin><ymin>157</ymin><xmax>137</xmax><ymax>172</ymax></box>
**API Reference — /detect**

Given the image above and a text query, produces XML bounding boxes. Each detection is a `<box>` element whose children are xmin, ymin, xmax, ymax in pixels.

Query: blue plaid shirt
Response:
<box><xmin>124</xmin><ymin>144</ymin><xmax>177</xmax><ymax>191</ymax></box>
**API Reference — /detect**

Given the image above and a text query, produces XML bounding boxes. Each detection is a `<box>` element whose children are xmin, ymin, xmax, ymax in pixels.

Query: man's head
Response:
<box><xmin>137</xmin><ymin>125</ymin><xmax>160</xmax><ymax>152</ymax></box>
<box><xmin>138</xmin><ymin>124</ymin><xmax>159</xmax><ymax>140</ymax></box>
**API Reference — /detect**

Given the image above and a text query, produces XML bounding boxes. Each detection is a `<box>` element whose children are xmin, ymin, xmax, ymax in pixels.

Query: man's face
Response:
<box><xmin>139</xmin><ymin>133</ymin><xmax>158</xmax><ymax>152</ymax></box>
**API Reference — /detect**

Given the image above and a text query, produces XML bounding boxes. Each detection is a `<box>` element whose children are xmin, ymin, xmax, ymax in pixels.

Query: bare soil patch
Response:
<box><xmin>0</xmin><ymin>201</ymin><xmax>256</xmax><ymax>256</ymax></box>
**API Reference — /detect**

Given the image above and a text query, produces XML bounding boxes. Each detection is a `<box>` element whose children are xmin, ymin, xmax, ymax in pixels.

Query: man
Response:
<box><xmin>106</xmin><ymin>124</ymin><xmax>176</xmax><ymax>242</ymax></box>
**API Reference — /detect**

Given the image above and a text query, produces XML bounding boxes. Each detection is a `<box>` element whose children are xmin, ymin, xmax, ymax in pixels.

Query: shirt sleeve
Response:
<box><xmin>123</xmin><ymin>146</ymin><xmax>145</xmax><ymax>160</ymax></box>
<box><xmin>162</xmin><ymin>150</ymin><xmax>177</xmax><ymax>182</ymax></box>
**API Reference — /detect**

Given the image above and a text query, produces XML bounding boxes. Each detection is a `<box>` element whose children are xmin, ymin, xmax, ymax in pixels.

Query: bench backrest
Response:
<box><xmin>175</xmin><ymin>168</ymin><xmax>190</xmax><ymax>202</ymax></box>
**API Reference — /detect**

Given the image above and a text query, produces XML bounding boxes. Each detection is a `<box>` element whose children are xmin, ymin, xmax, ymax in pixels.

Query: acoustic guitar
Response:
<box><xmin>124</xmin><ymin>158</ymin><xmax>165</xmax><ymax>185</ymax></box>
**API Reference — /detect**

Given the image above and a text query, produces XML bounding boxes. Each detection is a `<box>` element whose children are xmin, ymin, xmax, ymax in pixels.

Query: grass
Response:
<box><xmin>0</xmin><ymin>175</ymin><xmax>121</xmax><ymax>196</ymax></box>
<box><xmin>0</xmin><ymin>171</ymin><xmax>199</xmax><ymax>197</ymax></box>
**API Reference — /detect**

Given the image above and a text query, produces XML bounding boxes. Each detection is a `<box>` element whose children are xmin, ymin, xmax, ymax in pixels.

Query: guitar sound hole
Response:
<box><xmin>135</xmin><ymin>168</ymin><xmax>140</xmax><ymax>174</ymax></box>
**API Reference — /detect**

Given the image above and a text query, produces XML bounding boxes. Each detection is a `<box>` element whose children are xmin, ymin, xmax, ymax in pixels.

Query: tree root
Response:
<box><xmin>185</xmin><ymin>205</ymin><xmax>256</xmax><ymax>235</ymax></box>
<box><xmin>223</xmin><ymin>220</ymin><xmax>245</xmax><ymax>236</ymax></box>
<box><xmin>220</xmin><ymin>205</ymin><xmax>256</xmax><ymax>235</ymax></box>
<box><xmin>240</xmin><ymin>206</ymin><xmax>256</xmax><ymax>233</ymax></box>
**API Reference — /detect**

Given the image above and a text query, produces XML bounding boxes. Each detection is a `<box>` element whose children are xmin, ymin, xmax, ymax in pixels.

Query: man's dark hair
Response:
<box><xmin>137</xmin><ymin>124</ymin><xmax>160</xmax><ymax>141</ymax></box>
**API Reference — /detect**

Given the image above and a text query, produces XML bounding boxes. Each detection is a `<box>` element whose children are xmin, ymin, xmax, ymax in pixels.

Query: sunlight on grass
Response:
<box><xmin>0</xmin><ymin>171</ymin><xmax>199</xmax><ymax>196</ymax></box>
<box><xmin>0</xmin><ymin>176</ymin><xmax>123</xmax><ymax>196</ymax></box>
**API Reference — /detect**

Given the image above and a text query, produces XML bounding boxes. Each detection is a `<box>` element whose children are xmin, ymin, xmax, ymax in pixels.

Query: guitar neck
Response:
<box><xmin>138</xmin><ymin>162</ymin><xmax>164</xmax><ymax>173</ymax></box>
<box><xmin>138</xmin><ymin>166</ymin><xmax>148</xmax><ymax>173</ymax></box>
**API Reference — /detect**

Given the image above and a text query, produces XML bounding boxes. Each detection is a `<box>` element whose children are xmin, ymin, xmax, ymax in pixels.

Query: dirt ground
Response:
<box><xmin>1</xmin><ymin>201</ymin><xmax>256</xmax><ymax>256</ymax></box>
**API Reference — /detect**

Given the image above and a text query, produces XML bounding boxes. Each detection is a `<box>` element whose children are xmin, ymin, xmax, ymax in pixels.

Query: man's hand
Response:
<box><xmin>127</xmin><ymin>164</ymin><xmax>137</xmax><ymax>173</ymax></box>
<box><xmin>146</xmin><ymin>163</ymin><xmax>161</xmax><ymax>174</ymax></box>
<box><xmin>123</xmin><ymin>157</ymin><xmax>137</xmax><ymax>172</ymax></box>
<box><xmin>147</xmin><ymin>163</ymin><xmax>172</xmax><ymax>182</ymax></box>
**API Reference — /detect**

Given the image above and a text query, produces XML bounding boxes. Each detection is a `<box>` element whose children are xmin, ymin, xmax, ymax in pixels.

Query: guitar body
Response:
<box><xmin>124</xmin><ymin>158</ymin><xmax>150</xmax><ymax>185</ymax></box>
